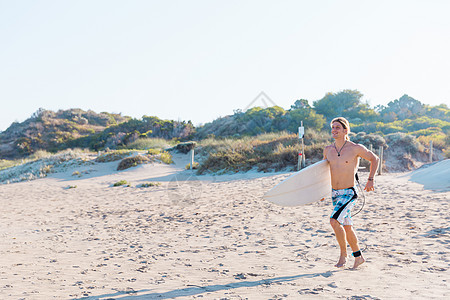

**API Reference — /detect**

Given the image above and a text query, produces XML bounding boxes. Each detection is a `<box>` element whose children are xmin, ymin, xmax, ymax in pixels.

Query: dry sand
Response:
<box><xmin>0</xmin><ymin>155</ymin><xmax>449</xmax><ymax>299</ymax></box>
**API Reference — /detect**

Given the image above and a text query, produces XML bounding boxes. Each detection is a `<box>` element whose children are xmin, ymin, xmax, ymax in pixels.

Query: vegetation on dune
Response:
<box><xmin>0</xmin><ymin>108</ymin><xmax>128</xmax><ymax>158</ymax></box>
<box><xmin>159</xmin><ymin>151</ymin><xmax>174</xmax><ymax>164</ymax></box>
<box><xmin>0</xmin><ymin>90</ymin><xmax>448</xmax><ymax>177</ymax></box>
<box><xmin>313</xmin><ymin>89</ymin><xmax>378</xmax><ymax>123</ymax></box>
<box><xmin>196</xmin><ymin>131</ymin><xmax>328</xmax><ymax>174</ymax></box>
<box><xmin>195</xmin><ymin>104</ymin><xmax>326</xmax><ymax>139</ymax></box>
<box><xmin>121</xmin><ymin>138</ymin><xmax>174</xmax><ymax>151</ymax></box>
<box><xmin>95</xmin><ymin>150</ymin><xmax>136</xmax><ymax>162</ymax></box>
<box><xmin>194</xmin><ymin>91</ymin><xmax>448</xmax><ymax>158</ymax></box>
<box><xmin>185</xmin><ymin>162</ymin><xmax>200</xmax><ymax>169</ymax></box>
<box><xmin>138</xmin><ymin>182</ymin><xmax>162</xmax><ymax>187</ymax></box>
<box><xmin>67</xmin><ymin>115</ymin><xmax>194</xmax><ymax>151</ymax></box>
<box><xmin>0</xmin><ymin>109</ymin><xmax>194</xmax><ymax>159</ymax></box>
<box><xmin>117</xmin><ymin>155</ymin><xmax>150</xmax><ymax>171</ymax></box>
<box><xmin>113</xmin><ymin>180</ymin><xmax>128</xmax><ymax>187</ymax></box>
<box><xmin>98</xmin><ymin>149</ymin><xmax>174</xmax><ymax>170</ymax></box>
<box><xmin>0</xmin><ymin>149</ymin><xmax>93</xmax><ymax>184</ymax></box>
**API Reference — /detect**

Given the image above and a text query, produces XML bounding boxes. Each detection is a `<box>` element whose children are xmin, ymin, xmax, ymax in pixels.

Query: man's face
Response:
<box><xmin>331</xmin><ymin>121</ymin><xmax>346</xmax><ymax>139</ymax></box>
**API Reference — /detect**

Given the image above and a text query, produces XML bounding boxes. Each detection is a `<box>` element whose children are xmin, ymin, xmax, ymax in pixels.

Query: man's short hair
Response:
<box><xmin>330</xmin><ymin>117</ymin><xmax>351</xmax><ymax>140</ymax></box>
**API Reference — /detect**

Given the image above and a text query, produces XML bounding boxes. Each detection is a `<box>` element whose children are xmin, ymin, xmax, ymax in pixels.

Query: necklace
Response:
<box><xmin>333</xmin><ymin>140</ymin><xmax>347</xmax><ymax>157</ymax></box>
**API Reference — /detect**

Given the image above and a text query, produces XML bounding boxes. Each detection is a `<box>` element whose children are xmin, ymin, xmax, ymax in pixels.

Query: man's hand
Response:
<box><xmin>364</xmin><ymin>180</ymin><xmax>374</xmax><ymax>192</ymax></box>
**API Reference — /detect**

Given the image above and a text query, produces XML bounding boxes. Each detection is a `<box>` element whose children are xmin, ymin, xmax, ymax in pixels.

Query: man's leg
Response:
<box><xmin>344</xmin><ymin>225</ymin><xmax>365</xmax><ymax>269</ymax></box>
<box><xmin>330</xmin><ymin>218</ymin><xmax>347</xmax><ymax>267</ymax></box>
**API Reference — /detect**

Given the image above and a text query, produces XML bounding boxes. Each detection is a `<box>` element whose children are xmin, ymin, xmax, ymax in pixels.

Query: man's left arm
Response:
<box><xmin>357</xmin><ymin>145</ymin><xmax>380</xmax><ymax>192</ymax></box>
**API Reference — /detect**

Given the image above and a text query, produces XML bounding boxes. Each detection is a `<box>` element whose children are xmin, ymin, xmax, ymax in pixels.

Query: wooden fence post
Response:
<box><xmin>190</xmin><ymin>148</ymin><xmax>195</xmax><ymax>170</ymax></box>
<box><xmin>378</xmin><ymin>146</ymin><xmax>383</xmax><ymax>175</ymax></box>
<box><xmin>429</xmin><ymin>140</ymin><xmax>433</xmax><ymax>163</ymax></box>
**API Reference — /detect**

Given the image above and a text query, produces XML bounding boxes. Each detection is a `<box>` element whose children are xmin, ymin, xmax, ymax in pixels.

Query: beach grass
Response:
<box><xmin>138</xmin><ymin>182</ymin><xmax>162</xmax><ymax>187</ymax></box>
<box><xmin>196</xmin><ymin>131</ymin><xmax>328</xmax><ymax>174</ymax></box>
<box><xmin>121</xmin><ymin>138</ymin><xmax>174</xmax><ymax>151</ymax></box>
<box><xmin>159</xmin><ymin>151</ymin><xmax>174</xmax><ymax>164</ymax></box>
<box><xmin>113</xmin><ymin>180</ymin><xmax>128</xmax><ymax>187</ymax></box>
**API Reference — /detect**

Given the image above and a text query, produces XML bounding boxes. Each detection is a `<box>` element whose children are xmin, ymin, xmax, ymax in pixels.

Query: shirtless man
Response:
<box><xmin>323</xmin><ymin>117</ymin><xmax>379</xmax><ymax>269</ymax></box>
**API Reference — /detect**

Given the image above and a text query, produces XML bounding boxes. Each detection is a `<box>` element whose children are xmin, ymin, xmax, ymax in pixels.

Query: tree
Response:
<box><xmin>379</xmin><ymin>94</ymin><xmax>425</xmax><ymax>121</ymax></box>
<box><xmin>312</xmin><ymin>90</ymin><xmax>376</xmax><ymax>123</ymax></box>
<box><xmin>287</xmin><ymin>108</ymin><xmax>326</xmax><ymax>132</ymax></box>
<box><xmin>290</xmin><ymin>99</ymin><xmax>311</xmax><ymax>110</ymax></box>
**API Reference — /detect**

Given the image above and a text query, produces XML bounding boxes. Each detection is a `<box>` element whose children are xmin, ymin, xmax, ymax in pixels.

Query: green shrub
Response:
<box><xmin>444</xmin><ymin>148</ymin><xmax>450</xmax><ymax>159</ymax></box>
<box><xmin>174</xmin><ymin>141</ymin><xmax>197</xmax><ymax>154</ymax></box>
<box><xmin>196</xmin><ymin>133</ymin><xmax>326</xmax><ymax>174</ymax></box>
<box><xmin>96</xmin><ymin>150</ymin><xmax>134</xmax><ymax>162</ymax></box>
<box><xmin>348</xmin><ymin>132</ymin><xmax>386</xmax><ymax>149</ymax></box>
<box><xmin>385</xmin><ymin>133</ymin><xmax>424</xmax><ymax>154</ymax></box>
<box><xmin>148</xmin><ymin>149</ymin><xmax>161</xmax><ymax>155</ymax></box>
<box><xmin>138</xmin><ymin>182</ymin><xmax>161</xmax><ymax>187</ymax></box>
<box><xmin>185</xmin><ymin>162</ymin><xmax>200</xmax><ymax>169</ymax></box>
<box><xmin>29</xmin><ymin>150</ymin><xmax>53</xmax><ymax>160</ymax></box>
<box><xmin>417</xmin><ymin>132</ymin><xmax>446</xmax><ymax>150</ymax></box>
<box><xmin>122</xmin><ymin>137</ymin><xmax>172</xmax><ymax>150</ymax></box>
<box><xmin>117</xmin><ymin>155</ymin><xmax>150</xmax><ymax>170</ymax></box>
<box><xmin>159</xmin><ymin>151</ymin><xmax>173</xmax><ymax>164</ymax></box>
<box><xmin>0</xmin><ymin>159</ymin><xmax>22</xmax><ymax>171</ymax></box>
<box><xmin>113</xmin><ymin>180</ymin><xmax>128</xmax><ymax>186</ymax></box>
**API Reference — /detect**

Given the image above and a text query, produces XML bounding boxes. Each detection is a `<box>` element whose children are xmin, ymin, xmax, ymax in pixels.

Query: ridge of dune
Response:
<box><xmin>407</xmin><ymin>159</ymin><xmax>450</xmax><ymax>192</ymax></box>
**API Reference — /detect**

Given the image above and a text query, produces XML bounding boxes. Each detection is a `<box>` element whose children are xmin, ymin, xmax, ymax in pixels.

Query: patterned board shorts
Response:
<box><xmin>331</xmin><ymin>187</ymin><xmax>358</xmax><ymax>226</ymax></box>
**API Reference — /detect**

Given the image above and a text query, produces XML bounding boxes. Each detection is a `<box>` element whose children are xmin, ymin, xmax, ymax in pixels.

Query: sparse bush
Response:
<box><xmin>349</xmin><ymin>132</ymin><xmax>386</xmax><ymax>149</ymax></box>
<box><xmin>117</xmin><ymin>155</ymin><xmax>150</xmax><ymax>170</ymax></box>
<box><xmin>385</xmin><ymin>133</ymin><xmax>424</xmax><ymax>154</ymax></box>
<box><xmin>304</xmin><ymin>143</ymin><xmax>328</xmax><ymax>160</ymax></box>
<box><xmin>148</xmin><ymin>149</ymin><xmax>161</xmax><ymax>155</ymax></box>
<box><xmin>113</xmin><ymin>180</ymin><xmax>128</xmax><ymax>186</ymax></box>
<box><xmin>303</xmin><ymin>129</ymin><xmax>331</xmax><ymax>145</ymax></box>
<box><xmin>416</xmin><ymin>132</ymin><xmax>446</xmax><ymax>151</ymax></box>
<box><xmin>29</xmin><ymin>150</ymin><xmax>52</xmax><ymax>160</ymax></box>
<box><xmin>159</xmin><ymin>151</ymin><xmax>174</xmax><ymax>164</ymax></box>
<box><xmin>196</xmin><ymin>133</ymin><xmax>325</xmax><ymax>174</ymax></box>
<box><xmin>444</xmin><ymin>148</ymin><xmax>450</xmax><ymax>159</ymax></box>
<box><xmin>122</xmin><ymin>137</ymin><xmax>172</xmax><ymax>151</ymax></box>
<box><xmin>138</xmin><ymin>182</ymin><xmax>161</xmax><ymax>187</ymax></box>
<box><xmin>185</xmin><ymin>162</ymin><xmax>200</xmax><ymax>169</ymax></box>
<box><xmin>174</xmin><ymin>141</ymin><xmax>197</xmax><ymax>154</ymax></box>
<box><xmin>0</xmin><ymin>159</ymin><xmax>21</xmax><ymax>171</ymax></box>
<box><xmin>96</xmin><ymin>150</ymin><xmax>134</xmax><ymax>162</ymax></box>
<box><xmin>0</xmin><ymin>149</ymin><xmax>91</xmax><ymax>184</ymax></box>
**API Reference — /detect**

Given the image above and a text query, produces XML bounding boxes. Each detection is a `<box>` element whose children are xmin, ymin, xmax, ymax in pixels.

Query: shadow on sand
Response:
<box><xmin>76</xmin><ymin>270</ymin><xmax>334</xmax><ymax>299</ymax></box>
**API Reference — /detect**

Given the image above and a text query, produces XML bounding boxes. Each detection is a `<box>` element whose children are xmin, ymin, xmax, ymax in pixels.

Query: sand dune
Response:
<box><xmin>407</xmin><ymin>159</ymin><xmax>450</xmax><ymax>192</ymax></box>
<box><xmin>0</xmin><ymin>155</ymin><xmax>448</xmax><ymax>299</ymax></box>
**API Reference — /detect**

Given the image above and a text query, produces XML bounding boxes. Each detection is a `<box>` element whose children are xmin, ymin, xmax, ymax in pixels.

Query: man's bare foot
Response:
<box><xmin>351</xmin><ymin>256</ymin><xmax>365</xmax><ymax>269</ymax></box>
<box><xmin>335</xmin><ymin>255</ymin><xmax>347</xmax><ymax>268</ymax></box>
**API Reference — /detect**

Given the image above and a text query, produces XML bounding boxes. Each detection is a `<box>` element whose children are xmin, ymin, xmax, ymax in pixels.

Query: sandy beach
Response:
<box><xmin>0</xmin><ymin>155</ymin><xmax>449</xmax><ymax>299</ymax></box>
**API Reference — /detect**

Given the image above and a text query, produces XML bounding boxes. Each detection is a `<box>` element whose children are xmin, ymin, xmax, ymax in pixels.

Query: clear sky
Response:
<box><xmin>1</xmin><ymin>0</ymin><xmax>449</xmax><ymax>131</ymax></box>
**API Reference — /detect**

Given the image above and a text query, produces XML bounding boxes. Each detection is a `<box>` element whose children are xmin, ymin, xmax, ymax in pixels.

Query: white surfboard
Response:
<box><xmin>263</xmin><ymin>160</ymin><xmax>331</xmax><ymax>206</ymax></box>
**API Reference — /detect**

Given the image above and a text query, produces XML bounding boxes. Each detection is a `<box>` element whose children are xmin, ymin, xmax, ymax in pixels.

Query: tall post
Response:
<box><xmin>298</xmin><ymin>121</ymin><xmax>305</xmax><ymax>170</ymax></box>
<box><xmin>190</xmin><ymin>148</ymin><xmax>195</xmax><ymax>170</ymax></box>
<box><xmin>302</xmin><ymin>138</ymin><xmax>305</xmax><ymax>168</ymax></box>
<box><xmin>429</xmin><ymin>140</ymin><xmax>433</xmax><ymax>163</ymax></box>
<box><xmin>378</xmin><ymin>146</ymin><xmax>383</xmax><ymax>175</ymax></box>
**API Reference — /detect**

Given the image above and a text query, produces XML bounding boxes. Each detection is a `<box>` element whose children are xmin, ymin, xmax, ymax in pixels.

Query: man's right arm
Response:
<box><xmin>357</xmin><ymin>145</ymin><xmax>379</xmax><ymax>192</ymax></box>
